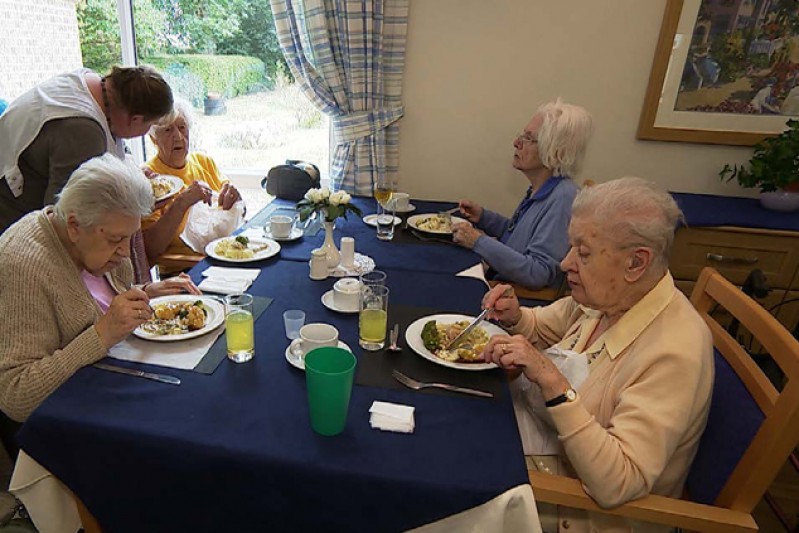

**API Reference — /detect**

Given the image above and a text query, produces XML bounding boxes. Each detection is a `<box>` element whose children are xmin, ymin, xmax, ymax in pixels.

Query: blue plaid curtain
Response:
<box><xmin>270</xmin><ymin>0</ymin><xmax>408</xmax><ymax>195</ymax></box>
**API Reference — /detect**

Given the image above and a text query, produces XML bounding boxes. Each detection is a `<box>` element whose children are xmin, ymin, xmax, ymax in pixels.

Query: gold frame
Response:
<box><xmin>638</xmin><ymin>0</ymin><xmax>775</xmax><ymax>146</ymax></box>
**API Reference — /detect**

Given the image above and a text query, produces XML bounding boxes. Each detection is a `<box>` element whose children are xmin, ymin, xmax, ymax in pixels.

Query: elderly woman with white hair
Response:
<box><xmin>453</xmin><ymin>99</ymin><xmax>592</xmax><ymax>290</ymax></box>
<box><xmin>142</xmin><ymin>99</ymin><xmax>241</xmax><ymax>267</ymax></box>
<box><xmin>481</xmin><ymin>177</ymin><xmax>714</xmax><ymax>532</ymax></box>
<box><xmin>0</xmin><ymin>154</ymin><xmax>200</xmax><ymax>441</ymax></box>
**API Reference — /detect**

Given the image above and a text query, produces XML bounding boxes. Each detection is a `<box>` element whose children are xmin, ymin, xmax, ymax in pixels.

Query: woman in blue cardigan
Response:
<box><xmin>453</xmin><ymin>99</ymin><xmax>592</xmax><ymax>290</ymax></box>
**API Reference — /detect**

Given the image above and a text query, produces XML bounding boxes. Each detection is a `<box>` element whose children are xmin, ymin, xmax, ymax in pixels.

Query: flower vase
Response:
<box><xmin>321</xmin><ymin>220</ymin><xmax>341</xmax><ymax>268</ymax></box>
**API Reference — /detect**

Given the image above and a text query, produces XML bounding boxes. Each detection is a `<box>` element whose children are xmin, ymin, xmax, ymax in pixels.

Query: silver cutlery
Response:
<box><xmin>444</xmin><ymin>308</ymin><xmax>490</xmax><ymax>350</ymax></box>
<box><xmin>438</xmin><ymin>206</ymin><xmax>460</xmax><ymax>216</ymax></box>
<box><xmin>392</xmin><ymin>369</ymin><xmax>493</xmax><ymax>398</ymax></box>
<box><xmin>387</xmin><ymin>323</ymin><xmax>402</xmax><ymax>352</ymax></box>
<box><xmin>94</xmin><ymin>363</ymin><xmax>181</xmax><ymax>385</ymax></box>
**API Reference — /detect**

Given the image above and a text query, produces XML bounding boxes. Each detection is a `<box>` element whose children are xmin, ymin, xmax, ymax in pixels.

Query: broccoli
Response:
<box><xmin>421</xmin><ymin>320</ymin><xmax>440</xmax><ymax>351</ymax></box>
<box><xmin>235</xmin><ymin>235</ymin><xmax>249</xmax><ymax>246</ymax></box>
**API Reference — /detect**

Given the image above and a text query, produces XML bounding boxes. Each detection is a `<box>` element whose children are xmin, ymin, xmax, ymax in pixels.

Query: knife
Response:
<box><xmin>93</xmin><ymin>363</ymin><xmax>181</xmax><ymax>385</ymax></box>
<box><xmin>444</xmin><ymin>308</ymin><xmax>490</xmax><ymax>350</ymax></box>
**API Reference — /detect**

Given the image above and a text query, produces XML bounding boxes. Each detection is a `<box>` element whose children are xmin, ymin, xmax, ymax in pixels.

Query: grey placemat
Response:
<box><xmin>193</xmin><ymin>296</ymin><xmax>274</xmax><ymax>374</ymax></box>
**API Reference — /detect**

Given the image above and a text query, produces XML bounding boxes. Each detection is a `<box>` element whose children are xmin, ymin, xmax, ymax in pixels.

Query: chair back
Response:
<box><xmin>686</xmin><ymin>267</ymin><xmax>799</xmax><ymax>511</ymax></box>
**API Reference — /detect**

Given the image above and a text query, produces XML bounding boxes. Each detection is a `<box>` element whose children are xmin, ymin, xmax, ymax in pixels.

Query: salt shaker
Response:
<box><xmin>340</xmin><ymin>237</ymin><xmax>355</xmax><ymax>269</ymax></box>
<box><xmin>310</xmin><ymin>248</ymin><xmax>328</xmax><ymax>280</ymax></box>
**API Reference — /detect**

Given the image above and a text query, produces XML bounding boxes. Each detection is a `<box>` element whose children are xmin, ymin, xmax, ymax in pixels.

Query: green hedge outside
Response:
<box><xmin>142</xmin><ymin>54</ymin><xmax>267</xmax><ymax>100</ymax></box>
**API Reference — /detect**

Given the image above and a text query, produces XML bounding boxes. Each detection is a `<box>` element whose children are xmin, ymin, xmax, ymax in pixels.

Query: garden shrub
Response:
<box><xmin>143</xmin><ymin>54</ymin><xmax>266</xmax><ymax>98</ymax></box>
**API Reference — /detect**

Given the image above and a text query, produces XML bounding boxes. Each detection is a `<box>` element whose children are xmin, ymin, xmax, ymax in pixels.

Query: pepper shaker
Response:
<box><xmin>310</xmin><ymin>248</ymin><xmax>328</xmax><ymax>280</ymax></box>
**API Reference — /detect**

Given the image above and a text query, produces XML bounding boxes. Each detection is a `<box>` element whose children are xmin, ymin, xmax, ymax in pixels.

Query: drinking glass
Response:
<box><xmin>359</xmin><ymin>269</ymin><xmax>386</xmax><ymax>289</ymax></box>
<box><xmin>283</xmin><ymin>309</ymin><xmax>306</xmax><ymax>340</ymax></box>
<box><xmin>225</xmin><ymin>293</ymin><xmax>254</xmax><ymax>363</ymax></box>
<box><xmin>375</xmin><ymin>205</ymin><xmax>395</xmax><ymax>241</ymax></box>
<box><xmin>359</xmin><ymin>285</ymin><xmax>389</xmax><ymax>351</ymax></box>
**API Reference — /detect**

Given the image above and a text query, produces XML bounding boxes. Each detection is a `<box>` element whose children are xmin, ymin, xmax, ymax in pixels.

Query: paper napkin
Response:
<box><xmin>369</xmin><ymin>401</ymin><xmax>415</xmax><ymax>433</ymax></box>
<box><xmin>198</xmin><ymin>266</ymin><xmax>261</xmax><ymax>294</ymax></box>
<box><xmin>456</xmin><ymin>263</ymin><xmax>490</xmax><ymax>287</ymax></box>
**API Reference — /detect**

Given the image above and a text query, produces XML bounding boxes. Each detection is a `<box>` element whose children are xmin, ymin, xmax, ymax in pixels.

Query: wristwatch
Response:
<box><xmin>544</xmin><ymin>388</ymin><xmax>577</xmax><ymax>408</ymax></box>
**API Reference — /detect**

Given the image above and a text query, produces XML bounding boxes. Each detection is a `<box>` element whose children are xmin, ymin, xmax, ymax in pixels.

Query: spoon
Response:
<box><xmin>387</xmin><ymin>323</ymin><xmax>402</xmax><ymax>352</ymax></box>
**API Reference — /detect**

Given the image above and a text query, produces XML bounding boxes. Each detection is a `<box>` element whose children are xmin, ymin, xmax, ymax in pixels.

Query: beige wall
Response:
<box><xmin>0</xmin><ymin>0</ymin><xmax>82</xmax><ymax>100</ymax></box>
<box><xmin>399</xmin><ymin>0</ymin><xmax>758</xmax><ymax>212</ymax></box>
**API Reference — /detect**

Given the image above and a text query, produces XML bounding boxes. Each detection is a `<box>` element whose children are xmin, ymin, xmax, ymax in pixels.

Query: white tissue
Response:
<box><xmin>197</xmin><ymin>278</ymin><xmax>251</xmax><ymax>295</ymax></box>
<box><xmin>201</xmin><ymin>266</ymin><xmax>261</xmax><ymax>281</ymax></box>
<box><xmin>369</xmin><ymin>401</ymin><xmax>415</xmax><ymax>433</ymax></box>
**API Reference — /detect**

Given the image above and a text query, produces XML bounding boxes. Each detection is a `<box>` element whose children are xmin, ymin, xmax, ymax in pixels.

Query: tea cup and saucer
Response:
<box><xmin>285</xmin><ymin>323</ymin><xmax>351</xmax><ymax>370</ymax></box>
<box><xmin>321</xmin><ymin>278</ymin><xmax>360</xmax><ymax>314</ymax></box>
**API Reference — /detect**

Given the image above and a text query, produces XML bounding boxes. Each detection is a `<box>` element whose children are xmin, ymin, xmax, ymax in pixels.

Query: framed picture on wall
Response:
<box><xmin>638</xmin><ymin>0</ymin><xmax>799</xmax><ymax>146</ymax></box>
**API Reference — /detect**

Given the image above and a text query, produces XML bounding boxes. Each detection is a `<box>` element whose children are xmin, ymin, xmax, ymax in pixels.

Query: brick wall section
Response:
<box><xmin>0</xmin><ymin>0</ymin><xmax>83</xmax><ymax>100</ymax></box>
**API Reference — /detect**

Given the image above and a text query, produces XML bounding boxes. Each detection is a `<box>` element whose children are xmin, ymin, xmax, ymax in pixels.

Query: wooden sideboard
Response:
<box><xmin>670</xmin><ymin>225</ymin><xmax>799</xmax><ymax>336</ymax></box>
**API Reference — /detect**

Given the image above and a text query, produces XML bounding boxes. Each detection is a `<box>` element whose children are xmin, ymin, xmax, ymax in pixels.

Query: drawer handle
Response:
<box><xmin>706</xmin><ymin>253</ymin><xmax>758</xmax><ymax>265</ymax></box>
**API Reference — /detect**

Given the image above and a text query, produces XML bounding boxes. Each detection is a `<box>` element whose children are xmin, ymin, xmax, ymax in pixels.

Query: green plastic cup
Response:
<box><xmin>304</xmin><ymin>347</ymin><xmax>357</xmax><ymax>436</ymax></box>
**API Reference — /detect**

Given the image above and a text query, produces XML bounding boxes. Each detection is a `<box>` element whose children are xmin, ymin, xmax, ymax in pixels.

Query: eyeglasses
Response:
<box><xmin>516</xmin><ymin>132</ymin><xmax>538</xmax><ymax>144</ymax></box>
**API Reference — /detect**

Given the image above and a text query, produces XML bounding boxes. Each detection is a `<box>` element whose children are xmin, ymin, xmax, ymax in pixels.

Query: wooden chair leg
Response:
<box><xmin>74</xmin><ymin>495</ymin><xmax>102</xmax><ymax>533</ymax></box>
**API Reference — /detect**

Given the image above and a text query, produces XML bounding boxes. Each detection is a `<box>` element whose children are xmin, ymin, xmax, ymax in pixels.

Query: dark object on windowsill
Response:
<box><xmin>261</xmin><ymin>160</ymin><xmax>321</xmax><ymax>202</ymax></box>
<box><xmin>204</xmin><ymin>93</ymin><xmax>226</xmax><ymax>116</ymax></box>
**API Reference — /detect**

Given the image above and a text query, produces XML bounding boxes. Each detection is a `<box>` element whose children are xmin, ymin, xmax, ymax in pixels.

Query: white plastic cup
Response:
<box><xmin>283</xmin><ymin>310</ymin><xmax>306</xmax><ymax>340</ymax></box>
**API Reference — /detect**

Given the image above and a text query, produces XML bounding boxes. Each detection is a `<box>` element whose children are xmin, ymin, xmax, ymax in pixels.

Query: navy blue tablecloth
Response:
<box><xmin>671</xmin><ymin>192</ymin><xmax>799</xmax><ymax>231</ymax></box>
<box><xmin>18</xmin><ymin>261</ymin><xmax>527</xmax><ymax>532</ymax></box>
<box><xmin>238</xmin><ymin>197</ymin><xmax>482</xmax><ymax>275</ymax></box>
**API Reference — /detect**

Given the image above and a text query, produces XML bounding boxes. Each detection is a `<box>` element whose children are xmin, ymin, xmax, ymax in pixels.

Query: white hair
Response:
<box><xmin>148</xmin><ymin>97</ymin><xmax>195</xmax><ymax>137</ymax></box>
<box><xmin>571</xmin><ymin>177</ymin><xmax>684</xmax><ymax>270</ymax></box>
<box><xmin>54</xmin><ymin>154</ymin><xmax>154</xmax><ymax>227</ymax></box>
<box><xmin>535</xmin><ymin>98</ymin><xmax>593</xmax><ymax>176</ymax></box>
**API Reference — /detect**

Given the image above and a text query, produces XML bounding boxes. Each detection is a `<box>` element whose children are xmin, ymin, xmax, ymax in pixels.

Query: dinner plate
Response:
<box><xmin>205</xmin><ymin>236</ymin><xmax>281</xmax><ymax>263</ymax></box>
<box><xmin>362</xmin><ymin>214</ymin><xmax>401</xmax><ymax>227</ymax></box>
<box><xmin>407</xmin><ymin>214</ymin><xmax>468</xmax><ymax>235</ymax></box>
<box><xmin>321</xmin><ymin>290</ymin><xmax>359</xmax><ymax>314</ymax></box>
<box><xmin>263</xmin><ymin>226</ymin><xmax>304</xmax><ymax>241</ymax></box>
<box><xmin>285</xmin><ymin>340</ymin><xmax>352</xmax><ymax>370</ymax></box>
<box><xmin>133</xmin><ymin>295</ymin><xmax>225</xmax><ymax>342</ymax></box>
<box><xmin>151</xmin><ymin>175</ymin><xmax>184</xmax><ymax>202</ymax></box>
<box><xmin>405</xmin><ymin>314</ymin><xmax>502</xmax><ymax>371</ymax></box>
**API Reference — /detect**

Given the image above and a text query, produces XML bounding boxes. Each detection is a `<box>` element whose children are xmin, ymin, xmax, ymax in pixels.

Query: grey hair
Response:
<box><xmin>571</xmin><ymin>177</ymin><xmax>684</xmax><ymax>270</ymax></box>
<box><xmin>535</xmin><ymin>98</ymin><xmax>593</xmax><ymax>176</ymax></box>
<box><xmin>54</xmin><ymin>154</ymin><xmax>154</xmax><ymax>227</ymax></box>
<box><xmin>149</xmin><ymin>97</ymin><xmax>194</xmax><ymax>137</ymax></box>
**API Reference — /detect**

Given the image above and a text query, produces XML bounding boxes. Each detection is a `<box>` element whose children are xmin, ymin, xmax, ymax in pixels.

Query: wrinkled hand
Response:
<box><xmin>95</xmin><ymin>288</ymin><xmax>152</xmax><ymax>349</ymax></box>
<box><xmin>481</xmin><ymin>283</ymin><xmax>521</xmax><ymax>326</ymax></box>
<box><xmin>458</xmin><ymin>199</ymin><xmax>483</xmax><ymax>223</ymax></box>
<box><xmin>178</xmin><ymin>181</ymin><xmax>212</xmax><ymax>208</ymax></box>
<box><xmin>218</xmin><ymin>182</ymin><xmax>242</xmax><ymax>210</ymax></box>
<box><xmin>146</xmin><ymin>273</ymin><xmax>201</xmax><ymax>297</ymax></box>
<box><xmin>483</xmin><ymin>334</ymin><xmax>570</xmax><ymax>398</ymax></box>
<box><xmin>142</xmin><ymin>167</ymin><xmax>158</xmax><ymax>180</ymax></box>
<box><xmin>452</xmin><ymin>222</ymin><xmax>483</xmax><ymax>249</ymax></box>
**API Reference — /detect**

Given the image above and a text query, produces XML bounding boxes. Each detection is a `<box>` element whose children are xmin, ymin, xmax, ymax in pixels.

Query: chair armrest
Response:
<box><xmin>487</xmin><ymin>281</ymin><xmax>562</xmax><ymax>302</ymax></box>
<box><xmin>159</xmin><ymin>253</ymin><xmax>205</xmax><ymax>263</ymax></box>
<box><xmin>529</xmin><ymin>471</ymin><xmax>758</xmax><ymax>533</ymax></box>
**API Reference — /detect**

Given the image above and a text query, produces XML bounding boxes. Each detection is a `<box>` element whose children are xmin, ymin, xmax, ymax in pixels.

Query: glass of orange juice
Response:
<box><xmin>359</xmin><ymin>285</ymin><xmax>389</xmax><ymax>351</ymax></box>
<box><xmin>225</xmin><ymin>293</ymin><xmax>254</xmax><ymax>363</ymax></box>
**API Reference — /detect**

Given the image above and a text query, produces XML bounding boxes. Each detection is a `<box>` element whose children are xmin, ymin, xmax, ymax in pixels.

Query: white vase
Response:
<box><xmin>321</xmin><ymin>221</ymin><xmax>341</xmax><ymax>268</ymax></box>
<box><xmin>759</xmin><ymin>190</ymin><xmax>799</xmax><ymax>212</ymax></box>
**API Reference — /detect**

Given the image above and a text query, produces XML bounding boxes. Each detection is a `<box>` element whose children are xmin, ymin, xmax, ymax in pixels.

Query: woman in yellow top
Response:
<box><xmin>142</xmin><ymin>99</ymin><xmax>241</xmax><ymax>265</ymax></box>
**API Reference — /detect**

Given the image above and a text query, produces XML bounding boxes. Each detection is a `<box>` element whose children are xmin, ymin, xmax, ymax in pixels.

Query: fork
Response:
<box><xmin>391</xmin><ymin>369</ymin><xmax>493</xmax><ymax>398</ymax></box>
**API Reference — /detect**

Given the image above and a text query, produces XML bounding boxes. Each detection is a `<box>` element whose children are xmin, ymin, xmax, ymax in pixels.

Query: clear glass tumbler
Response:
<box><xmin>359</xmin><ymin>285</ymin><xmax>389</xmax><ymax>351</ymax></box>
<box><xmin>225</xmin><ymin>293</ymin><xmax>254</xmax><ymax>363</ymax></box>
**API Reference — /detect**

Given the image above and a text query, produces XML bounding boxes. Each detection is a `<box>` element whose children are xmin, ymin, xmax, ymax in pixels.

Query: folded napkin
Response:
<box><xmin>456</xmin><ymin>262</ymin><xmax>490</xmax><ymax>287</ymax></box>
<box><xmin>198</xmin><ymin>266</ymin><xmax>261</xmax><ymax>294</ymax></box>
<box><xmin>109</xmin><ymin>327</ymin><xmax>225</xmax><ymax>370</ymax></box>
<box><xmin>369</xmin><ymin>401</ymin><xmax>415</xmax><ymax>433</ymax></box>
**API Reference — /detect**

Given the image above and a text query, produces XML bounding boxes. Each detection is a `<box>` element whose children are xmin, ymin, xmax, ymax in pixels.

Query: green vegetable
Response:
<box><xmin>421</xmin><ymin>320</ymin><xmax>440</xmax><ymax>351</ymax></box>
<box><xmin>235</xmin><ymin>235</ymin><xmax>249</xmax><ymax>246</ymax></box>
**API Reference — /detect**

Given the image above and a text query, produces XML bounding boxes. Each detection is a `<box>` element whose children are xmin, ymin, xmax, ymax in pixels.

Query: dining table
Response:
<box><xmin>11</xmin><ymin>197</ymin><xmax>541</xmax><ymax>532</ymax></box>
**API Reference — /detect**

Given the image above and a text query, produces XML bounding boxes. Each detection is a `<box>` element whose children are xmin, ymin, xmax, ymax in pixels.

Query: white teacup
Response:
<box><xmin>333</xmin><ymin>278</ymin><xmax>361</xmax><ymax>311</ymax></box>
<box><xmin>391</xmin><ymin>192</ymin><xmax>410</xmax><ymax>211</ymax></box>
<box><xmin>289</xmin><ymin>323</ymin><xmax>339</xmax><ymax>359</ymax></box>
<box><xmin>265</xmin><ymin>215</ymin><xmax>295</xmax><ymax>239</ymax></box>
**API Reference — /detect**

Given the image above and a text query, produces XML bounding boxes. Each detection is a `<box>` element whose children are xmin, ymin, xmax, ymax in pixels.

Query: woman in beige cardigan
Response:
<box><xmin>482</xmin><ymin>177</ymin><xmax>714</xmax><ymax>532</ymax></box>
<box><xmin>0</xmin><ymin>154</ymin><xmax>199</xmax><ymax>458</ymax></box>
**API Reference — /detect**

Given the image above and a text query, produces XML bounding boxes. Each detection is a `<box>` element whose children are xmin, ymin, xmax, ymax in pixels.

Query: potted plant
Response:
<box><xmin>720</xmin><ymin>118</ymin><xmax>799</xmax><ymax>212</ymax></box>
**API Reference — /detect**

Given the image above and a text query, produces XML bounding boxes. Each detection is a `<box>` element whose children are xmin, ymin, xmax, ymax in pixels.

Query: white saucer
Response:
<box><xmin>263</xmin><ymin>226</ymin><xmax>303</xmax><ymax>241</ymax></box>
<box><xmin>285</xmin><ymin>340</ymin><xmax>352</xmax><ymax>370</ymax></box>
<box><xmin>321</xmin><ymin>290</ymin><xmax>359</xmax><ymax>314</ymax></box>
<box><xmin>393</xmin><ymin>204</ymin><xmax>416</xmax><ymax>213</ymax></box>
<box><xmin>362</xmin><ymin>214</ymin><xmax>401</xmax><ymax>227</ymax></box>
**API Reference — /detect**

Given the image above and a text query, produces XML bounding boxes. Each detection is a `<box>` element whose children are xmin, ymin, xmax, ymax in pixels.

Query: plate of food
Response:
<box><xmin>150</xmin><ymin>175</ymin><xmax>184</xmax><ymax>201</ymax></box>
<box><xmin>205</xmin><ymin>235</ymin><xmax>281</xmax><ymax>263</ymax></box>
<box><xmin>134</xmin><ymin>295</ymin><xmax>225</xmax><ymax>342</ymax></box>
<box><xmin>407</xmin><ymin>214</ymin><xmax>468</xmax><ymax>235</ymax></box>
<box><xmin>405</xmin><ymin>314</ymin><xmax>502</xmax><ymax>371</ymax></box>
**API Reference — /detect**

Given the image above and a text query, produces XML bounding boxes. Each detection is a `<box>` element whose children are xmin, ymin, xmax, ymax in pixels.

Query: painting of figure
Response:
<box><xmin>675</xmin><ymin>0</ymin><xmax>799</xmax><ymax>115</ymax></box>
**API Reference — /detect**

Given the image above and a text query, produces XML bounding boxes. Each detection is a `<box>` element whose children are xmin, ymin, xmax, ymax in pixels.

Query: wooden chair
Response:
<box><xmin>155</xmin><ymin>251</ymin><xmax>206</xmax><ymax>276</ymax></box>
<box><xmin>528</xmin><ymin>267</ymin><xmax>799</xmax><ymax>532</ymax></box>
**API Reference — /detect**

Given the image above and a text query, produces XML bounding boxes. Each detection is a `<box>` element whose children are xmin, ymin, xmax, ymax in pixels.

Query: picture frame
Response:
<box><xmin>638</xmin><ymin>0</ymin><xmax>798</xmax><ymax>146</ymax></box>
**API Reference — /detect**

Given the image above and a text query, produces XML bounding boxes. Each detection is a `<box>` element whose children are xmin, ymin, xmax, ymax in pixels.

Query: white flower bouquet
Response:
<box><xmin>297</xmin><ymin>187</ymin><xmax>362</xmax><ymax>222</ymax></box>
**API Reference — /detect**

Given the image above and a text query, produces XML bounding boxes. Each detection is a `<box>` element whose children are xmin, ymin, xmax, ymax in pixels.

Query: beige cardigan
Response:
<box><xmin>0</xmin><ymin>209</ymin><xmax>132</xmax><ymax>421</ymax></box>
<box><xmin>512</xmin><ymin>273</ymin><xmax>714</xmax><ymax>531</ymax></box>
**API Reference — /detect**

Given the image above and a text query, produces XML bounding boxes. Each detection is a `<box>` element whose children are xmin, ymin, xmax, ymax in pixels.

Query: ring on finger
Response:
<box><xmin>137</xmin><ymin>310</ymin><xmax>143</xmax><ymax>320</ymax></box>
